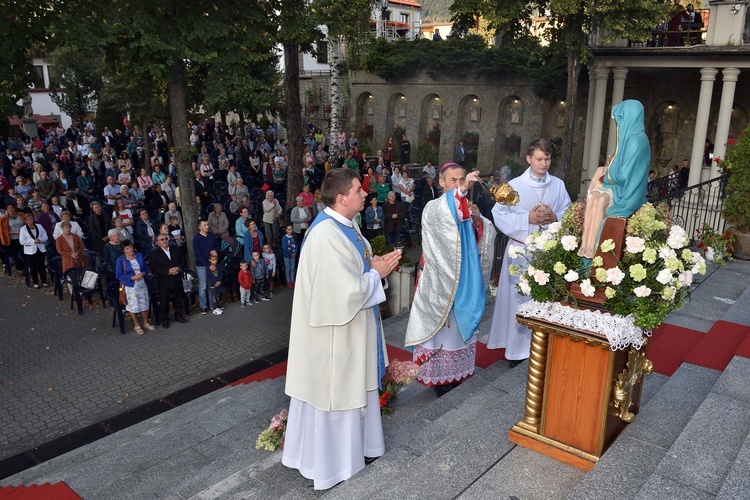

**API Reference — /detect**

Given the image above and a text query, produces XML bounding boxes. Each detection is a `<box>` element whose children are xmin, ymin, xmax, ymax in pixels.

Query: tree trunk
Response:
<box><xmin>238</xmin><ymin>112</ymin><xmax>245</xmax><ymax>138</ymax></box>
<box><xmin>558</xmin><ymin>49</ymin><xmax>580</xmax><ymax>186</ymax></box>
<box><xmin>328</xmin><ymin>35</ymin><xmax>341</xmax><ymax>152</ymax></box>
<box><xmin>168</xmin><ymin>59</ymin><xmax>198</xmax><ymax>267</ymax></box>
<box><xmin>284</xmin><ymin>43</ymin><xmax>303</xmax><ymax>206</ymax></box>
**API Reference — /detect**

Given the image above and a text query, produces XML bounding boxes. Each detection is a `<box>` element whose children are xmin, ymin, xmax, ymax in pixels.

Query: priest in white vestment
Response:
<box><xmin>283</xmin><ymin>168</ymin><xmax>402</xmax><ymax>490</ymax></box>
<box><xmin>487</xmin><ymin>139</ymin><xmax>571</xmax><ymax>364</ymax></box>
<box><xmin>405</xmin><ymin>164</ymin><xmax>496</xmax><ymax>395</ymax></box>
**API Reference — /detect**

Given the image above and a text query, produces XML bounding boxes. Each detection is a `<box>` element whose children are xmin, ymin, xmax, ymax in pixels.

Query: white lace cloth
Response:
<box><xmin>516</xmin><ymin>301</ymin><xmax>650</xmax><ymax>351</ymax></box>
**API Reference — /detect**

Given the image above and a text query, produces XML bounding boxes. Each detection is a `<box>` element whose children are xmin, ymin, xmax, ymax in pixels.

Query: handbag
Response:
<box><xmin>81</xmin><ymin>270</ymin><xmax>99</xmax><ymax>289</ymax></box>
<box><xmin>183</xmin><ymin>277</ymin><xmax>193</xmax><ymax>293</ymax></box>
<box><xmin>404</xmin><ymin>193</ymin><xmax>415</xmax><ymax>204</ymax></box>
<box><xmin>118</xmin><ymin>259</ymin><xmax>128</xmax><ymax>305</ymax></box>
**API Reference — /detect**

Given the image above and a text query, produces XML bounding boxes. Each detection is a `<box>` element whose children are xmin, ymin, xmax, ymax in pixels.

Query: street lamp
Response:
<box><xmin>380</xmin><ymin>0</ymin><xmax>389</xmax><ymax>37</ymax></box>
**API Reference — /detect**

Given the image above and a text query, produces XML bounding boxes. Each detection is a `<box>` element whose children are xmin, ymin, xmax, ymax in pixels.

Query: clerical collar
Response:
<box><xmin>324</xmin><ymin>206</ymin><xmax>353</xmax><ymax>227</ymax></box>
<box><xmin>530</xmin><ymin>171</ymin><xmax>547</xmax><ymax>183</ymax></box>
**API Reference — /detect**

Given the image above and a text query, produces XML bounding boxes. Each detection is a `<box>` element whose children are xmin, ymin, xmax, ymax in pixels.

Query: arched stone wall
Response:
<box><xmin>455</xmin><ymin>94</ymin><xmax>481</xmax><ymax>169</ymax></box>
<box><xmin>649</xmin><ymin>100</ymin><xmax>683</xmax><ymax>177</ymax></box>
<box><xmin>385</xmin><ymin>92</ymin><xmax>407</xmax><ymax>142</ymax></box>
<box><xmin>419</xmin><ymin>93</ymin><xmax>442</xmax><ymax>164</ymax></box>
<box><xmin>355</xmin><ymin>92</ymin><xmax>375</xmax><ymax>154</ymax></box>
<box><xmin>493</xmin><ymin>96</ymin><xmax>525</xmax><ymax>176</ymax></box>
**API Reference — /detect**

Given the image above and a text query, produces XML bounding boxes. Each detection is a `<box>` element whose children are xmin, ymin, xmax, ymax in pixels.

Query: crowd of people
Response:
<box><xmin>0</xmin><ymin>117</ymin><xmax>454</xmax><ymax>332</ymax></box>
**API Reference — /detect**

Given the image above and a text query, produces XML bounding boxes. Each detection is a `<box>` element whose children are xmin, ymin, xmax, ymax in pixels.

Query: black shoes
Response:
<box><xmin>162</xmin><ymin>320</ymin><xmax>170</xmax><ymax>329</ymax></box>
<box><xmin>509</xmin><ymin>358</ymin><xmax>528</xmax><ymax>368</ymax></box>
<box><xmin>432</xmin><ymin>380</ymin><xmax>462</xmax><ymax>397</ymax></box>
<box><xmin>175</xmin><ymin>317</ymin><xmax>188</xmax><ymax>323</ymax></box>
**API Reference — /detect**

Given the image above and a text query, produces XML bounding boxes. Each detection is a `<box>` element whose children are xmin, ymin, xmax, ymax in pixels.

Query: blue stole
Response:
<box><xmin>446</xmin><ymin>189</ymin><xmax>486</xmax><ymax>342</ymax></box>
<box><xmin>304</xmin><ymin>211</ymin><xmax>387</xmax><ymax>389</ymax></box>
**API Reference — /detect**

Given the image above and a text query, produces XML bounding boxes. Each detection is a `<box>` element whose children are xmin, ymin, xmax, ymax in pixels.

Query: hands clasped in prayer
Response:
<box><xmin>371</xmin><ymin>249</ymin><xmax>402</xmax><ymax>279</ymax></box>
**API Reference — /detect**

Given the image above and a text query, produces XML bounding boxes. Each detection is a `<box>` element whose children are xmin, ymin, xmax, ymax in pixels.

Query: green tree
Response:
<box><xmin>451</xmin><ymin>0</ymin><xmax>671</xmax><ymax>182</ymax></box>
<box><xmin>0</xmin><ymin>0</ymin><xmax>53</xmax><ymax>120</ymax></box>
<box><xmin>312</xmin><ymin>0</ymin><xmax>372</xmax><ymax>150</ymax></box>
<box><xmin>278</xmin><ymin>0</ymin><xmax>317</xmax><ymax>205</ymax></box>
<box><xmin>53</xmin><ymin>0</ymin><xmax>280</xmax><ymax>260</ymax></box>
<box><xmin>48</xmin><ymin>46</ymin><xmax>104</xmax><ymax>126</ymax></box>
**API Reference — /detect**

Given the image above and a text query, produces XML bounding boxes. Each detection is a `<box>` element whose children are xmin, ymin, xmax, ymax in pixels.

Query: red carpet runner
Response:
<box><xmin>0</xmin><ymin>482</ymin><xmax>81</xmax><ymax>499</ymax></box>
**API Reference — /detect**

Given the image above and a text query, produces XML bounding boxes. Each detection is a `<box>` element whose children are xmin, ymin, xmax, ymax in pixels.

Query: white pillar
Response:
<box><xmin>579</xmin><ymin>68</ymin><xmax>597</xmax><ymax>199</ymax></box>
<box><xmin>606</xmin><ymin>67</ymin><xmax>629</xmax><ymax>158</ymax></box>
<box><xmin>709</xmin><ymin>68</ymin><xmax>741</xmax><ymax>180</ymax></box>
<box><xmin>586</xmin><ymin>67</ymin><xmax>610</xmax><ymax>182</ymax></box>
<box><xmin>689</xmin><ymin>68</ymin><xmax>718</xmax><ymax>186</ymax></box>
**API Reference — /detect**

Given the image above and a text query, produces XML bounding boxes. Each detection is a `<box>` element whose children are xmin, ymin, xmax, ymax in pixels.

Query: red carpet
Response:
<box><xmin>0</xmin><ymin>482</ymin><xmax>81</xmax><ymax>499</ymax></box>
<box><xmin>230</xmin><ymin>361</ymin><xmax>287</xmax><ymax>386</ymax></box>
<box><xmin>386</xmin><ymin>343</ymin><xmax>414</xmax><ymax>362</ymax></box>
<box><xmin>735</xmin><ymin>332</ymin><xmax>750</xmax><ymax>360</ymax></box>
<box><xmin>476</xmin><ymin>342</ymin><xmax>506</xmax><ymax>369</ymax></box>
<box><xmin>684</xmin><ymin>320</ymin><xmax>750</xmax><ymax>371</ymax></box>
<box><xmin>648</xmin><ymin>323</ymin><xmax>705</xmax><ymax>376</ymax></box>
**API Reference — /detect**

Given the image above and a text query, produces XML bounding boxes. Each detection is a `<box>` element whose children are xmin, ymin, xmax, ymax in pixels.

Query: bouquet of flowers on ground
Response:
<box><xmin>255</xmin><ymin>408</ymin><xmax>288</xmax><ymax>451</ymax></box>
<box><xmin>379</xmin><ymin>349</ymin><xmax>439</xmax><ymax>415</ymax></box>
<box><xmin>695</xmin><ymin>223</ymin><xmax>734</xmax><ymax>265</ymax></box>
<box><xmin>509</xmin><ymin>202</ymin><xmax>706</xmax><ymax>331</ymax></box>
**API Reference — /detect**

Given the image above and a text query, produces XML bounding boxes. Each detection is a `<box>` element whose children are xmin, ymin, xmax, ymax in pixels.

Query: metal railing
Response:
<box><xmin>647</xmin><ymin>173</ymin><xmax>729</xmax><ymax>244</ymax></box>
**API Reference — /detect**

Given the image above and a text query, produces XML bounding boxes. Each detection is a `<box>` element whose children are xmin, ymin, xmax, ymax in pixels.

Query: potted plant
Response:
<box><xmin>695</xmin><ymin>223</ymin><xmax>734</xmax><ymax>265</ymax></box>
<box><xmin>718</xmin><ymin>126</ymin><xmax>750</xmax><ymax>259</ymax></box>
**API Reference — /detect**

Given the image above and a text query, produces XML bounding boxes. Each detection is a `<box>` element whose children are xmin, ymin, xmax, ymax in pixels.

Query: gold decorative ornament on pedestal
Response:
<box><xmin>508</xmin><ymin>314</ymin><xmax>652</xmax><ymax>471</ymax></box>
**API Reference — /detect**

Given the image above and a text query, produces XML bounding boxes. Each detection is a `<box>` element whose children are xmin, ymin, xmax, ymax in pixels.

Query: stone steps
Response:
<box><xmin>634</xmin><ymin>356</ymin><xmax>750</xmax><ymax>499</ymax></box>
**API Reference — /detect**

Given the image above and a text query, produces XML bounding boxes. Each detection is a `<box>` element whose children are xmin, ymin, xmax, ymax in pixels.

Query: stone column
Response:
<box><xmin>606</xmin><ymin>67</ymin><xmax>629</xmax><ymax>159</ymax></box>
<box><xmin>688</xmin><ymin>68</ymin><xmax>718</xmax><ymax>186</ymax></box>
<box><xmin>708</xmin><ymin>68</ymin><xmax>741</xmax><ymax>180</ymax></box>
<box><xmin>579</xmin><ymin>68</ymin><xmax>597</xmax><ymax>199</ymax></box>
<box><xmin>586</xmin><ymin>67</ymin><xmax>610</xmax><ymax>184</ymax></box>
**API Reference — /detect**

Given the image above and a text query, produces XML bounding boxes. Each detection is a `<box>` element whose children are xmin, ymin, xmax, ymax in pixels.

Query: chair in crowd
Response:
<box><xmin>64</xmin><ymin>266</ymin><xmax>106</xmax><ymax>315</ymax></box>
<box><xmin>105</xmin><ymin>281</ymin><xmax>128</xmax><ymax>334</ymax></box>
<box><xmin>181</xmin><ymin>268</ymin><xmax>199</xmax><ymax>315</ymax></box>
<box><xmin>145</xmin><ymin>273</ymin><xmax>160</xmax><ymax>325</ymax></box>
<box><xmin>46</xmin><ymin>255</ymin><xmax>66</xmax><ymax>301</ymax></box>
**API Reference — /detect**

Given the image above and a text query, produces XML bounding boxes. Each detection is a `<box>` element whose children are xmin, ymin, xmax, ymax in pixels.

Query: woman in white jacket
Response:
<box><xmin>19</xmin><ymin>213</ymin><xmax>49</xmax><ymax>288</ymax></box>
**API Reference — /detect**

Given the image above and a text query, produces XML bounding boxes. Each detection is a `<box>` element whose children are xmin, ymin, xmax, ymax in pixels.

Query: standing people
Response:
<box><xmin>405</xmin><ymin>163</ymin><xmax>496</xmax><ymax>395</ymax></box>
<box><xmin>400</xmin><ymin>134</ymin><xmax>411</xmax><ymax>165</ymax></box>
<box><xmin>238</xmin><ymin>260</ymin><xmax>253</xmax><ymax>307</ymax></box>
<box><xmin>192</xmin><ymin>219</ymin><xmax>219</xmax><ymax>315</ymax></box>
<box><xmin>149</xmin><ymin>234</ymin><xmax>188</xmax><ymax>328</ymax></box>
<box><xmin>290</xmin><ymin>196</ymin><xmax>311</xmax><ymax>248</ymax></box>
<box><xmin>262</xmin><ymin>190</ymin><xmax>283</xmax><ymax>246</ymax></box>
<box><xmin>282</xmin><ymin>168</ymin><xmax>401</xmax><ymax>490</ymax></box>
<box><xmin>19</xmin><ymin>213</ymin><xmax>49</xmax><ymax>288</ymax></box>
<box><xmin>281</xmin><ymin>224</ymin><xmax>297</xmax><ymax>287</ymax></box>
<box><xmin>487</xmin><ymin>139</ymin><xmax>571</xmax><ymax>366</ymax></box>
<box><xmin>116</xmin><ymin>240</ymin><xmax>156</xmax><ymax>335</ymax></box>
<box><xmin>88</xmin><ymin>202</ymin><xmax>110</xmax><ymax>255</ymax></box>
<box><xmin>455</xmin><ymin>141</ymin><xmax>467</xmax><ymax>166</ymax></box>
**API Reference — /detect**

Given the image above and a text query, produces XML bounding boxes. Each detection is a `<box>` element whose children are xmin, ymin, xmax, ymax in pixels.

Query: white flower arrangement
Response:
<box><xmin>513</xmin><ymin>202</ymin><xmax>706</xmax><ymax>331</ymax></box>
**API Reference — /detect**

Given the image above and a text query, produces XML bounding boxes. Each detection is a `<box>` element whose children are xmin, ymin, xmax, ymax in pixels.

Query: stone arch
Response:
<box><xmin>419</xmin><ymin>93</ymin><xmax>442</xmax><ymax>164</ymax></box>
<box><xmin>385</xmin><ymin>92</ymin><xmax>407</xmax><ymax>143</ymax></box>
<box><xmin>493</xmin><ymin>96</ymin><xmax>525</xmax><ymax>178</ymax></box>
<box><xmin>648</xmin><ymin>100</ymin><xmax>683</xmax><ymax>177</ymax></box>
<box><xmin>355</xmin><ymin>92</ymin><xmax>375</xmax><ymax>154</ymax></box>
<box><xmin>455</xmin><ymin>94</ymin><xmax>481</xmax><ymax>169</ymax></box>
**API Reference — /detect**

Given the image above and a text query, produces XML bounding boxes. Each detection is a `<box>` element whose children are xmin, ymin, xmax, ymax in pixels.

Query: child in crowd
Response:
<box><xmin>262</xmin><ymin>243</ymin><xmax>276</xmax><ymax>298</ymax></box>
<box><xmin>250</xmin><ymin>250</ymin><xmax>269</xmax><ymax>303</ymax></box>
<box><xmin>281</xmin><ymin>224</ymin><xmax>297</xmax><ymax>288</ymax></box>
<box><xmin>167</xmin><ymin>215</ymin><xmax>185</xmax><ymax>247</ymax></box>
<box><xmin>207</xmin><ymin>254</ymin><xmax>224</xmax><ymax>315</ymax></box>
<box><xmin>228</xmin><ymin>194</ymin><xmax>240</xmax><ymax>215</ymax></box>
<box><xmin>238</xmin><ymin>260</ymin><xmax>253</xmax><ymax>307</ymax></box>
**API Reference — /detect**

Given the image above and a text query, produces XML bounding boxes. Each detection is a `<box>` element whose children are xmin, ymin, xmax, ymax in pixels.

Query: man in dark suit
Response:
<box><xmin>149</xmin><ymin>234</ymin><xmax>188</xmax><ymax>328</ymax></box>
<box><xmin>455</xmin><ymin>141</ymin><xmax>467</xmax><ymax>166</ymax></box>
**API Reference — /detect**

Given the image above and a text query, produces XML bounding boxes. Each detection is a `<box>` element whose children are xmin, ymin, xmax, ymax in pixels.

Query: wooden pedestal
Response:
<box><xmin>508</xmin><ymin>314</ymin><xmax>652</xmax><ymax>471</ymax></box>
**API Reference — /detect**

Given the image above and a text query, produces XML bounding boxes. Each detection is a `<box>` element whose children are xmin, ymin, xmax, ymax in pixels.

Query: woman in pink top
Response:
<box><xmin>137</xmin><ymin>168</ymin><xmax>154</xmax><ymax>191</ymax></box>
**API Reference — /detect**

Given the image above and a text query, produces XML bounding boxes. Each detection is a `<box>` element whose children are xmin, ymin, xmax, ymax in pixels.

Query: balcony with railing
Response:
<box><xmin>589</xmin><ymin>2</ymin><xmax>750</xmax><ymax>49</ymax></box>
